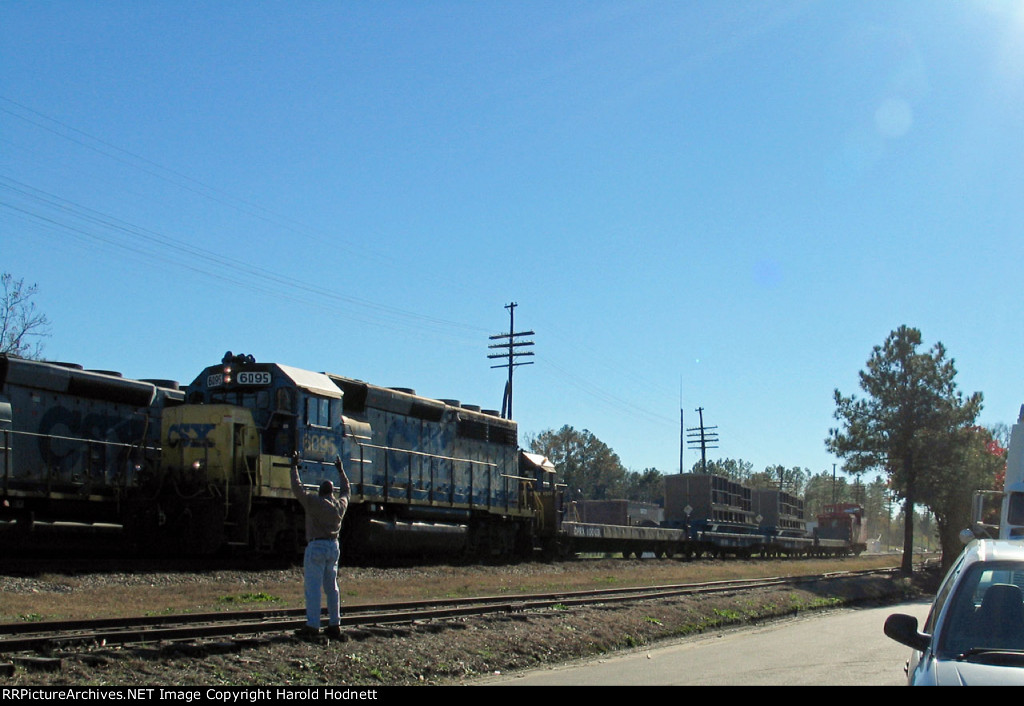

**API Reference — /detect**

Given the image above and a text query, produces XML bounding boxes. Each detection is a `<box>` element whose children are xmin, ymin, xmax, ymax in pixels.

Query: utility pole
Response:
<box><xmin>685</xmin><ymin>407</ymin><xmax>719</xmax><ymax>473</ymax></box>
<box><xmin>488</xmin><ymin>302</ymin><xmax>534</xmax><ymax>420</ymax></box>
<box><xmin>679</xmin><ymin>407</ymin><xmax>684</xmax><ymax>475</ymax></box>
<box><xmin>831</xmin><ymin>463</ymin><xmax>837</xmax><ymax>504</ymax></box>
<box><xmin>678</xmin><ymin>380</ymin><xmax>684</xmax><ymax>474</ymax></box>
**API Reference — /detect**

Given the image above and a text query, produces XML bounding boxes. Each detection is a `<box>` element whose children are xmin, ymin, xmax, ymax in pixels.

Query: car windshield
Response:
<box><xmin>937</xmin><ymin>560</ymin><xmax>1024</xmax><ymax>661</ymax></box>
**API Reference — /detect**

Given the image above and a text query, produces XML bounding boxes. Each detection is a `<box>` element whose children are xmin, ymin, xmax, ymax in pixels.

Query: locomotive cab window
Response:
<box><xmin>304</xmin><ymin>396</ymin><xmax>336</xmax><ymax>428</ymax></box>
<box><xmin>210</xmin><ymin>389</ymin><xmax>263</xmax><ymax>410</ymax></box>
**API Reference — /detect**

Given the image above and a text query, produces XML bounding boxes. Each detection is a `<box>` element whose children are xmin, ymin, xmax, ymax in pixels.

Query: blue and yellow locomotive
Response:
<box><xmin>0</xmin><ymin>354</ymin><xmax>183</xmax><ymax>527</ymax></box>
<box><xmin>129</xmin><ymin>352</ymin><xmax>549</xmax><ymax>558</ymax></box>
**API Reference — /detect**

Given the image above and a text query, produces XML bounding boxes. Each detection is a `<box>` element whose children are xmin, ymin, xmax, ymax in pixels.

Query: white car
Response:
<box><xmin>885</xmin><ymin>539</ymin><xmax>1024</xmax><ymax>685</ymax></box>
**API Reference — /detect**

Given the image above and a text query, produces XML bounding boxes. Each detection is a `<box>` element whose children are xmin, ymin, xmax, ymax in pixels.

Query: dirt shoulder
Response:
<box><xmin>1</xmin><ymin>555</ymin><xmax>936</xmax><ymax>686</ymax></box>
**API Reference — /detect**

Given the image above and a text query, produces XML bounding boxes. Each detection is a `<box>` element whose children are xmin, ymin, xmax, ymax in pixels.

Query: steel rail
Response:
<box><xmin>0</xmin><ymin>567</ymin><xmax>900</xmax><ymax>654</ymax></box>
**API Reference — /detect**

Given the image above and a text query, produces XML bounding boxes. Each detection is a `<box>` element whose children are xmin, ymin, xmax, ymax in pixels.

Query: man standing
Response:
<box><xmin>291</xmin><ymin>452</ymin><xmax>350</xmax><ymax>639</ymax></box>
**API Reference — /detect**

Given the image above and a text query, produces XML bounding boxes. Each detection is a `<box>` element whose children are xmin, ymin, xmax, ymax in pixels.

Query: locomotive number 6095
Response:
<box><xmin>236</xmin><ymin>371</ymin><xmax>271</xmax><ymax>385</ymax></box>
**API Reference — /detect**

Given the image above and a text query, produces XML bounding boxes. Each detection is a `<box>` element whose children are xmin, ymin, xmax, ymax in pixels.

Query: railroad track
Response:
<box><xmin>0</xmin><ymin>567</ymin><xmax>899</xmax><ymax>655</ymax></box>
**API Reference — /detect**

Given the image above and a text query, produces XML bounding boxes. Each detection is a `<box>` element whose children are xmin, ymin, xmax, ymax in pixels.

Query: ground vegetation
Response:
<box><xmin>0</xmin><ymin>554</ymin><xmax>931</xmax><ymax>686</ymax></box>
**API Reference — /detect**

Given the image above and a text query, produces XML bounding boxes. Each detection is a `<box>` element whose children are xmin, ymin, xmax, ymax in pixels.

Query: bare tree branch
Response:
<box><xmin>1</xmin><ymin>272</ymin><xmax>51</xmax><ymax>359</ymax></box>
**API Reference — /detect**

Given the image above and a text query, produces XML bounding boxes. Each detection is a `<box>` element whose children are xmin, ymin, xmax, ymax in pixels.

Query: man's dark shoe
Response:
<box><xmin>325</xmin><ymin>625</ymin><xmax>343</xmax><ymax>639</ymax></box>
<box><xmin>294</xmin><ymin>625</ymin><xmax>320</xmax><ymax>640</ymax></box>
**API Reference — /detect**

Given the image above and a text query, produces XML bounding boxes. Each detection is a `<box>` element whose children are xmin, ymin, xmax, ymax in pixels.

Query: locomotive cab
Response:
<box><xmin>127</xmin><ymin>354</ymin><xmax>350</xmax><ymax>553</ymax></box>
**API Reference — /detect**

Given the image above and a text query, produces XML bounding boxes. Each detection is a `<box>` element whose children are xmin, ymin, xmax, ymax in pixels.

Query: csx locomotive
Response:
<box><xmin>124</xmin><ymin>352</ymin><xmax>558</xmax><ymax>559</ymax></box>
<box><xmin>0</xmin><ymin>354</ymin><xmax>183</xmax><ymax>526</ymax></box>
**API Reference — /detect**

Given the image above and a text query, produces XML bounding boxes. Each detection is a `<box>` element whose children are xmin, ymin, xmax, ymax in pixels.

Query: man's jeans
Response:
<box><xmin>304</xmin><ymin>538</ymin><xmax>341</xmax><ymax>628</ymax></box>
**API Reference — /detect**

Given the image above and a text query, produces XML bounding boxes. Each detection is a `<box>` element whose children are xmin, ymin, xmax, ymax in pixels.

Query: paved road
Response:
<box><xmin>484</xmin><ymin>599</ymin><xmax>932</xmax><ymax>686</ymax></box>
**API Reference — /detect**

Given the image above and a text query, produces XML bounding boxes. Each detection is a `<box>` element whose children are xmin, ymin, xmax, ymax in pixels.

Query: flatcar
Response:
<box><xmin>571</xmin><ymin>473</ymin><xmax>861</xmax><ymax>559</ymax></box>
<box><xmin>0</xmin><ymin>354</ymin><xmax>183</xmax><ymax>527</ymax></box>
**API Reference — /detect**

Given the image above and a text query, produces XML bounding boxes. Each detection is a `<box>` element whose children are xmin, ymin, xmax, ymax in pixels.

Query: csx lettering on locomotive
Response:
<box><xmin>167</xmin><ymin>423</ymin><xmax>216</xmax><ymax>448</ymax></box>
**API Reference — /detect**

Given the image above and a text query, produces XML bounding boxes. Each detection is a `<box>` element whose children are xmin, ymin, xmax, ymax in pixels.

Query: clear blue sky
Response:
<box><xmin>2</xmin><ymin>1</ymin><xmax>1023</xmax><ymax>482</ymax></box>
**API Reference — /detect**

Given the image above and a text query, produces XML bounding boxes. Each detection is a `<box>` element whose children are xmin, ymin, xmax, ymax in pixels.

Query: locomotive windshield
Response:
<box><xmin>209</xmin><ymin>387</ymin><xmax>270</xmax><ymax>412</ymax></box>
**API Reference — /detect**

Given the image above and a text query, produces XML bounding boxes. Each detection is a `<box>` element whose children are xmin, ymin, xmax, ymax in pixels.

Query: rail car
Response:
<box><xmin>0</xmin><ymin>354</ymin><xmax>184</xmax><ymax>527</ymax></box>
<box><xmin>647</xmin><ymin>475</ymin><xmax>858</xmax><ymax>559</ymax></box>
<box><xmin>551</xmin><ymin>516</ymin><xmax>859</xmax><ymax>560</ymax></box>
<box><xmin>814</xmin><ymin>502</ymin><xmax>868</xmax><ymax>555</ymax></box>
<box><xmin>557</xmin><ymin>493</ymin><xmax>846</xmax><ymax>559</ymax></box>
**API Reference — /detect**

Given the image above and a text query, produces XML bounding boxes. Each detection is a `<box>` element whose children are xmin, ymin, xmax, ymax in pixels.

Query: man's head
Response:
<box><xmin>319</xmin><ymin>480</ymin><xmax>334</xmax><ymax>497</ymax></box>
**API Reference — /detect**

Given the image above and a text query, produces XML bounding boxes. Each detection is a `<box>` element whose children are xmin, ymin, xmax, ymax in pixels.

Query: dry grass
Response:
<box><xmin>1</xmin><ymin>554</ymin><xmax>928</xmax><ymax>686</ymax></box>
<box><xmin>0</xmin><ymin>554</ymin><xmax>905</xmax><ymax>624</ymax></box>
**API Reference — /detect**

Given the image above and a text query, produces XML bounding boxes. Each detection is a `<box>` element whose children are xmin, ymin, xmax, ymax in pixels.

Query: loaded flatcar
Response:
<box><xmin>663</xmin><ymin>473</ymin><xmax>764</xmax><ymax>558</ymax></box>
<box><xmin>0</xmin><ymin>354</ymin><xmax>183</xmax><ymax>527</ymax></box>
<box><xmin>659</xmin><ymin>474</ymin><xmax>862</xmax><ymax>558</ymax></box>
<box><xmin>752</xmin><ymin>488</ymin><xmax>811</xmax><ymax>557</ymax></box>
<box><xmin>126</xmin><ymin>352</ymin><xmax>546</xmax><ymax>558</ymax></box>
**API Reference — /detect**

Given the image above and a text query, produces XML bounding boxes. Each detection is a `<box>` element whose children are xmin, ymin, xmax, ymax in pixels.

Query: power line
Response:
<box><xmin>0</xmin><ymin>176</ymin><xmax>487</xmax><ymax>340</ymax></box>
<box><xmin>1</xmin><ymin>96</ymin><xmax>687</xmax><ymax>453</ymax></box>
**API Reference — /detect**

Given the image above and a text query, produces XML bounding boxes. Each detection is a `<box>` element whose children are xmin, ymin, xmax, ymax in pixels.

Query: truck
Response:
<box><xmin>968</xmin><ymin>405</ymin><xmax>1024</xmax><ymax>540</ymax></box>
<box><xmin>998</xmin><ymin>406</ymin><xmax>1024</xmax><ymax>539</ymax></box>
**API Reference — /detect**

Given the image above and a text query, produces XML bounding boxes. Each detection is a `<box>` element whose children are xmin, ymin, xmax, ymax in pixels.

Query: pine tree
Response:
<box><xmin>827</xmin><ymin>326</ymin><xmax>981</xmax><ymax>573</ymax></box>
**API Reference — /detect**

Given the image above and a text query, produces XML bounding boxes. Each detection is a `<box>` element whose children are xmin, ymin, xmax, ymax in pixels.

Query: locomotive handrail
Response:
<box><xmin>347</xmin><ymin>439</ymin><xmax>500</xmax><ymax>511</ymax></box>
<box><xmin>6</xmin><ymin>427</ymin><xmax>161</xmax><ymax>451</ymax></box>
<box><xmin>351</xmin><ymin>441</ymin><xmax>499</xmax><ymax>467</ymax></box>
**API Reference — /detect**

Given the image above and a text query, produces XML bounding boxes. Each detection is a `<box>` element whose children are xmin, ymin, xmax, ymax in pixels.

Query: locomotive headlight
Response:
<box><xmin>223</xmin><ymin>364</ymin><xmax>233</xmax><ymax>385</ymax></box>
<box><xmin>192</xmin><ymin>460</ymin><xmax>204</xmax><ymax>472</ymax></box>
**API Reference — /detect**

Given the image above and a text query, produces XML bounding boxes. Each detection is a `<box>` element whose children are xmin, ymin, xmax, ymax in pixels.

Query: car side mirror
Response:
<box><xmin>884</xmin><ymin>613</ymin><xmax>931</xmax><ymax>652</ymax></box>
<box><xmin>961</xmin><ymin>525</ymin><xmax>991</xmax><ymax>544</ymax></box>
